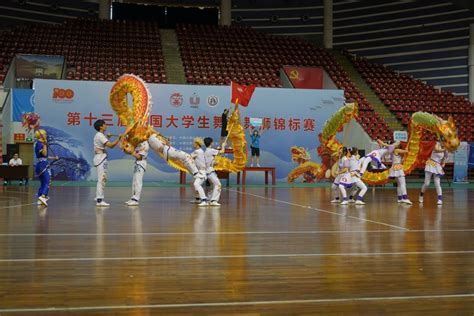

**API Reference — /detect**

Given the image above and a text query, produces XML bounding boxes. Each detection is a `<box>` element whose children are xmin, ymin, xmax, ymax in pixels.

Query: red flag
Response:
<box><xmin>231</xmin><ymin>81</ymin><xmax>256</xmax><ymax>107</ymax></box>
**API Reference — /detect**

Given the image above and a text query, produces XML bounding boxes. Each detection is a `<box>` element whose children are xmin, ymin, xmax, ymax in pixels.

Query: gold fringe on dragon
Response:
<box><xmin>109</xmin><ymin>74</ymin><xmax>247</xmax><ymax>176</ymax></box>
<box><xmin>288</xmin><ymin>102</ymin><xmax>460</xmax><ymax>185</ymax></box>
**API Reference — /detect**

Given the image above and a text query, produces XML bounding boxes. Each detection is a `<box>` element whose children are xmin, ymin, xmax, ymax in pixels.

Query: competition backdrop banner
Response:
<box><xmin>453</xmin><ymin>141</ymin><xmax>469</xmax><ymax>183</ymax></box>
<box><xmin>33</xmin><ymin>79</ymin><xmax>343</xmax><ymax>181</ymax></box>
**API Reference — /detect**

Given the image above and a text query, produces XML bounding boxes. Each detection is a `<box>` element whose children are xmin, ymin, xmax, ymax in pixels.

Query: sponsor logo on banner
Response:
<box><xmin>52</xmin><ymin>88</ymin><xmax>74</xmax><ymax>102</ymax></box>
<box><xmin>170</xmin><ymin>92</ymin><xmax>183</xmax><ymax>107</ymax></box>
<box><xmin>189</xmin><ymin>93</ymin><xmax>200</xmax><ymax>108</ymax></box>
<box><xmin>207</xmin><ymin>95</ymin><xmax>219</xmax><ymax>107</ymax></box>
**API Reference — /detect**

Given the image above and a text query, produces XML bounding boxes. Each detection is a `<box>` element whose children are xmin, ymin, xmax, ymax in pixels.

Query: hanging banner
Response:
<box><xmin>12</xmin><ymin>89</ymin><xmax>34</xmax><ymax>122</ymax></box>
<box><xmin>15</xmin><ymin>54</ymin><xmax>64</xmax><ymax>80</ymax></box>
<box><xmin>453</xmin><ymin>141</ymin><xmax>469</xmax><ymax>183</ymax></box>
<box><xmin>283</xmin><ymin>66</ymin><xmax>323</xmax><ymax>89</ymax></box>
<box><xmin>469</xmin><ymin>144</ymin><xmax>474</xmax><ymax>169</ymax></box>
<box><xmin>33</xmin><ymin>79</ymin><xmax>343</xmax><ymax>181</ymax></box>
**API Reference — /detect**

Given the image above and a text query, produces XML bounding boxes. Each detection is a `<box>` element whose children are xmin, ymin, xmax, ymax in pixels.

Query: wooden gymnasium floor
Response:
<box><xmin>0</xmin><ymin>184</ymin><xmax>473</xmax><ymax>315</ymax></box>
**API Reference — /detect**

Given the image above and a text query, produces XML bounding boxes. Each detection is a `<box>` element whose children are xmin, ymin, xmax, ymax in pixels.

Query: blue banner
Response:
<box><xmin>12</xmin><ymin>89</ymin><xmax>34</xmax><ymax>122</ymax></box>
<box><xmin>469</xmin><ymin>144</ymin><xmax>474</xmax><ymax>169</ymax></box>
<box><xmin>33</xmin><ymin>79</ymin><xmax>343</xmax><ymax>181</ymax></box>
<box><xmin>453</xmin><ymin>142</ymin><xmax>469</xmax><ymax>183</ymax></box>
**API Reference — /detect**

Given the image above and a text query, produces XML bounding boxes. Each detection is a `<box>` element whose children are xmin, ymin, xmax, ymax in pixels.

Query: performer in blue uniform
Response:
<box><xmin>34</xmin><ymin>129</ymin><xmax>58</xmax><ymax>206</ymax></box>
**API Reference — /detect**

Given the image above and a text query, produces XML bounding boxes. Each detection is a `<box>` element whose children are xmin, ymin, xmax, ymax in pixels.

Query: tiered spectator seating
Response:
<box><xmin>0</xmin><ymin>20</ymin><xmax>395</xmax><ymax>140</ymax></box>
<box><xmin>350</xmin><ymin>54</ymin><xmax>474</xmax><ymax>142</ymax></box>
<box><xmin>177</xmin><ymin>24</ymin><xmax>392</xmax><ymax>140</ymax></box>
<box><xmin>0</xmin><ymin>19</ymin><xmax>166</xmax><ymax>84</ymax></box>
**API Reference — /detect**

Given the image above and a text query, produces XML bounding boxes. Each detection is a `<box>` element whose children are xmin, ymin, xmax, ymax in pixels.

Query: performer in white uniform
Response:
<box><xmin>337</xmin><ymin>147</ymin><xmax>352</xmax><ymax>205</ymax></box>
<box><xmin>358</xmin><ymin>139</ymin><xmax>394</xmax><ymax>176</ymax></box>
<box><xmin>419</xmin><ymin>141</ymin><xmax>447</xmax><ymax>205</ymax></box>
<box><xmin>148</xmin><ymin>133</ymin><xmax>204</xmax><ymax>180</ymax></box>
<box><xmin>378</xmin><ymin>140</ymin><xmax>413</xmax><ymax>205</ymax></box>
<box><xmin>204</xmin><ymin>137</ymin><xmax>225</xmax><ymax>207</ymax></box>
<box><xmin>330</xmin><ymin>148</ymin><xmax>344</xmax><ymax>203</ymax></box>
<box><xmin>190</xmin><ymin>137</ymin><xmax>208</xmax><ymax>206</ymax></box>
<box><xmin>93</xmin><ymin>120</ymin><xmax>121</xmax><ymax>207</ymax></box>
<box><xmin>126</xmin><ymin>140</ymin><xmax>149</xmax><ymax>206</ymax></box>
<box><xmin>349</xmin><ymin>147</ymin><xmax>367</xmax><ymax>205</ymax></box>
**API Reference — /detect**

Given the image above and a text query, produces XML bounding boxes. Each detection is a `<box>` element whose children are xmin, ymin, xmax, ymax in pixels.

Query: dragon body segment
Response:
<box><xmin>288</xmin><ymin>101</ymin><xmax>460</xmax><ymax>185</ymax></box>
<box><xmin>109</xmin><ymin>74</ymin><xmax>247</xmax><ymax>173</ymax></box>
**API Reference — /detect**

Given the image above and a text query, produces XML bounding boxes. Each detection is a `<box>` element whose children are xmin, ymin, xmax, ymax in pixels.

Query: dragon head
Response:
<box><xmin>291</xmin><ymin>146</ymin><xmax>311</xmax><ymax>164</ymax></box>
<box><xmin>436</xmin><ymin>115</ymin><xmax>460</xmax><ymax>152</ymax></box>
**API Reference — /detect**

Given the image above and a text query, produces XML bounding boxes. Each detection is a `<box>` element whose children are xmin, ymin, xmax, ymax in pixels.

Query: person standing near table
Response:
<box><xmin>219</xmin><ymin>108</ymin><xmax>230</xmax><ymax>147</ymax></box>
<box><xmin>249</xmin><ymin>127</ymin><xmax>263</xmax><ymax>167</ymax></box>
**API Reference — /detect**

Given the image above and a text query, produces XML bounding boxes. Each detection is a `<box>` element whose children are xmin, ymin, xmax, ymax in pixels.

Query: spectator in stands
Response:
<box><xmin>5</xmin><ymin>153</ymin><xmax>25</xmax><ymax>185</ymax></box>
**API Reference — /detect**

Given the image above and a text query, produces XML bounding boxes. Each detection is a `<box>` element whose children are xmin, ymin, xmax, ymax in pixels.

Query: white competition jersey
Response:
<box><xmin>94</xmin><ymin>132</ymin><xmax>108</xmax><ymax>153</ymax></box>
<box><xmin>429</xmin><ymin>142</ymin><xmax>447</xmax><ymax>163</ymax></box>
<box><xmin>9</xmin><ymin>158</ymin><xmax>22</xmax><ymax>166</ymax></box>
<box><xmin>204</xmin><ymin>148</ymin><xmax>219</xmax><ymax>173</ymax></box>
<box><xmin>192</xmin><ymin>148</ymin><xmax>206</xmax><ymax>171</ymax></box>
<box><xmin>339</xmin><ymin>156</ymin><xmax>352</xmax><ymax>186</ymax></box>
<box><xmin>135</xmin><ymin>141</ymin><xmax>149</xmax><ymax>169</ymax></box>
<box><xmin>349</xmin><ymin>156</ymin><xmax>360</xmax><ymax>172</ymax></box>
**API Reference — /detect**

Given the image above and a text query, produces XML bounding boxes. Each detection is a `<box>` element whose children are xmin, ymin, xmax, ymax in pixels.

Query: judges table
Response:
<box><xmin>0</xmin><ymin>165</ymin><xmax>29</xmax><ymax>180</ymax></box>
<box><xmin>237</xmin><ymin>167</ymin><xmax>276</xmax><ymax>185</ymax></box>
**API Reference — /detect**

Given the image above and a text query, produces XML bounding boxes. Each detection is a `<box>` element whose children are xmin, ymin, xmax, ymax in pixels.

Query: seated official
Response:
<box><xmin>4</xmin><ymin>153</ymin><xmax>26</xmax><ymax>185</ymax></box>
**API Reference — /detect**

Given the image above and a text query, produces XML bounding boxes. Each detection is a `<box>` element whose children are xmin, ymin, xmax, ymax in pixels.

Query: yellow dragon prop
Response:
<box><xmin>288</xmin><ymin>102</ymin><xmax>460</xmax><ymax>185</ymax></box>
<box><xmin>362</xmin><ymin>112</ymin><xmax>459</xmax><ymax>185</ymax></box>
<box><xmin>288</xmin><ymin>102</ymin><xmax>358</xmax><ymax>183</ymax></box>
<box><xmin>109</xmin><ymin>74</ymin><xmax>247</xmax><ymax>173</ymax></box>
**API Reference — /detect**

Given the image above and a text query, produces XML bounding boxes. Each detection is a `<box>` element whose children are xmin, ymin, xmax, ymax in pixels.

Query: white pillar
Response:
<box><xmin>99</xmin><ymin>0</ymin><xmax>110</xmax><ymax>20</ymax></box>
<box><xmin>469</xmin><ymin>24</ymin><xmax>474</xmax><ymax>101</ymax></box>
<box><xmin>323</xmin><ymin>0</ymin><xmax>333</xmax><ymax>49</ymax></box>
<box><xmin>220</xmin><ymin>0</ymin><xmax>232</xmax><ymax>26</ymax></box>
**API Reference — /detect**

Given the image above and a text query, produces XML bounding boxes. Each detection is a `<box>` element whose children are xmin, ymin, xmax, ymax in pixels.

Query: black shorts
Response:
<box><xmin>250</xmin><ymin>146</ymin><xmax>260</xmax><ymax>156</ymax></box>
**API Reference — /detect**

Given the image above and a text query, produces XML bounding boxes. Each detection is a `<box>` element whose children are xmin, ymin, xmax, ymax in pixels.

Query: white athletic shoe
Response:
<box><xmin>127</xmin><ymin>200</ymin><xmax>139</xmax><ymax>206</ymax></box>
<box><xmin>38</xmin><ymin>196</ymin><xmax>48</xmax><ymax>206</ymax></box>
<box><xmin>190</xmin><ymin>199</ymin><xmax>201</xmax><ymax>204</ymax></box>
<box><xmin>198</xmin><ymin>200</ymin><xmax>209</xmax><ymax>207</ymax></box>
<box><xmin>403</xmin><ymin>199</ymin><xmax>413</xmax><ymax>205</ymax></box>
<box><xmin>419</xmin><ymin>196</ymin><xmax>424</xmax><ymax>203</ymax></box>
<box><xmin>330</xmin><ymin>199</ymin><xmax>340</xmax><ymax>203</ymax></box>
<box><xmin>124</xmin><ymin>200</ymin><xmax>132</xmax><ymax>205</ymax></box>
<box><xmin>96</xmin><ymin>201</ymin><xmax>110</xmax><ymax>207</ymax></box>
<box><xmin>37</xmin><ymin>200</ymin><xmax>42</xmax><ymax>205</ymax></box>
<box><xmin>348</xmin><ymin>199</ymin><xmax>356</xmax><ymax>204</ymax></box>
<box><xmin>340</xmin><ymin>200</ymin><xmax>349</xmax><ymax>205</ymax></box>
<box><xmin>437</xmin><ymin>199</ymin><xmax>443</xmax><ymax>205</ymax></box>
<box><xmin>257</xmin><ymin>164</ymin><xmax>261</xmax><ymax>167</ymax></box>
<box><xmin>355</xmin><ymin>200</ymin><xmax>366</xmax><ymax>205</ymax></box>
<box><xmin>209</xmin><ymin>201</ymin><xmax>221</xmax><ymax>206</ymax></box>
<box><xmin>397</xmin><ymin>199</ymin><xmax>404</xmax><ymax>203</ymax></box>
